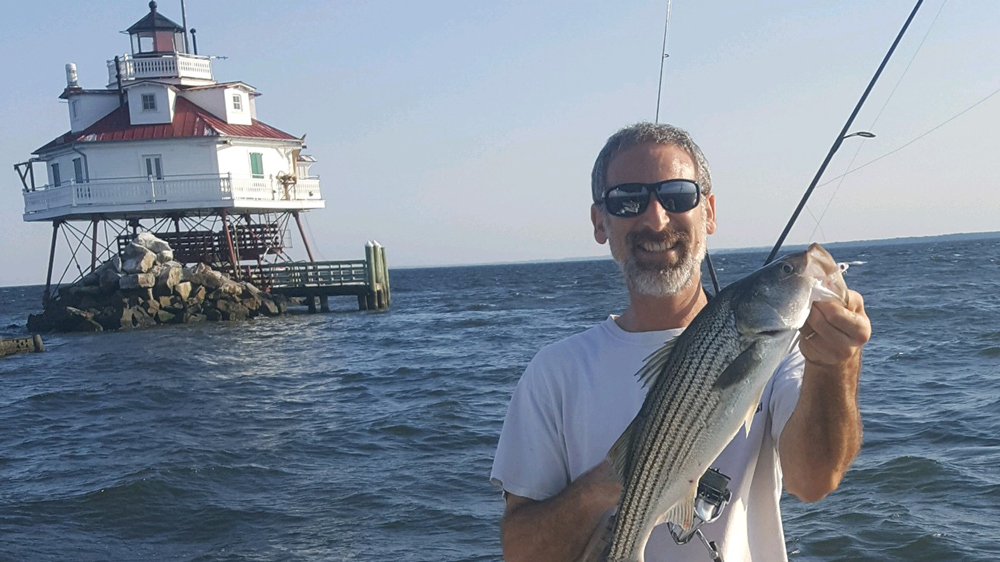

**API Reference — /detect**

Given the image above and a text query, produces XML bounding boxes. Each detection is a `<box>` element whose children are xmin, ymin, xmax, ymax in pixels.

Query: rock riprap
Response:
<box><xmin>28</xmin><ymin>232</ymin><xmax>287</xmax><ymax>333</ymax></box>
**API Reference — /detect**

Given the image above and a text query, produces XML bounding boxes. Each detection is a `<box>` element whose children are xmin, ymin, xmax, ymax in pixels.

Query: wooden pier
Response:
<box><xmin>249</xmin><ymin>242</ymin><xmax>390</xmax><ymax>312</ymax></box>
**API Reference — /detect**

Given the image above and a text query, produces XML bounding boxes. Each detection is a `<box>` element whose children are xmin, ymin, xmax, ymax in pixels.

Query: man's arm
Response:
<box><xmin>500</xmin><ymin>460</ymin><xmax>621</xmax><ymax>562</ymax></box>
<box><xmin>780</xmin><ymin>289</ymin><xmax>871</xmax><ymax>502</ymax></box>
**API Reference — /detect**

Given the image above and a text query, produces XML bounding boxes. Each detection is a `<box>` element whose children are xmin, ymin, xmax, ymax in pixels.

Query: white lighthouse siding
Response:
<box><xmin>41</xmin><ymin>138</ymin><xmax>219</xmax><ymax>186</ymax></box>
<box><xmin>126</xmin><ymin>84</ymin><xmax>175</xmax><ymax>125</ymax></box>
<box><xmin>223</xmin><ymin>88</ymin><xmax>252</xmax><ymax>125</ymax></box>
<box><xmin>26</xmin><ymin>138</ymin><xmax>322</xmax><ymax>222</ymax></box>
<box><xmin>216</xmin><ymin>142</ymin><xmax>297</xmax><ymax>181</ymax></box>
<box><xmin>182</xmin><ymin>85</ymin><xmax>253</xmax><ymax>125</ymax></box>
<box><xmin>68</xmin><ymin>92</ymin><xmax>121</xmax><ymax>133</ymax></box>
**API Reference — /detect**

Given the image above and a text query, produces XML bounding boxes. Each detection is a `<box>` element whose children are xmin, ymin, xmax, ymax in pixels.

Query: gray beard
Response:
<box><xmin>607</xmin><ymin>211</ymin><xmax>708</xmax><ymax>297</ymax></box>
<box><xmin>620</xmin><ymin>233</ymin><xmax>706</xmax><ymax>297</ymax></box>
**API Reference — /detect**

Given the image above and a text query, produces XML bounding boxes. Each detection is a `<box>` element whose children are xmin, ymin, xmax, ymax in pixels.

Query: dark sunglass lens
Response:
<box><xmin>605</xmin><ymin>185</ymin><xmax>648</xmax><ymax>217</ymax></box>
<box><xmin>654</xmin><ymin>181</ymin><xmax>700</xmax><ymax>213</ymax></box>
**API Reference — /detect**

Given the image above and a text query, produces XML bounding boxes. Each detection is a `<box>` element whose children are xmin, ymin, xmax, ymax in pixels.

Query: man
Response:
<box><xmin>490</xmin><ymin>122</ymin><xmax>871</xmax><ymax>562</ymax></box>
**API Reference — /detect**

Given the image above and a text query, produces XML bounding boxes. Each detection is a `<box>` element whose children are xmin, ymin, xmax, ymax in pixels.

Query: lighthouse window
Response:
<box><xmin>232</xmin><ymin>94</ymin><xmax>243</xmax><ymax>111</ymax></box>
<box><xmin>250</xmin><ymin>153</ymin><xmax>264</xmax><ymax>179</ymax></box>
<box><xmin>51</xmin><ymin>163</ymin><xmax>61</xmax><ymax>187</ymax></box>
<box><xmin>141</xmin><ymin>93</ymin><xmax>157</xmax><ymax>111</ymax></box>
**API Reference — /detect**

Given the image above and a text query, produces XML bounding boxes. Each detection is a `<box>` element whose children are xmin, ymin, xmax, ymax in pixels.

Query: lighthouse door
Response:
<box><xmin>143</xmin><ymin>155</ymin><xmax>163</xmax><ymax>180</ymax></box>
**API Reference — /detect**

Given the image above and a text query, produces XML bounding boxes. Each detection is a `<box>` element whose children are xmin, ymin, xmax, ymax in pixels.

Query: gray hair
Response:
<box><xmin>591</xmin><ymin>122</ymin><xmax>713</xmax><ymax>205</ymax></box>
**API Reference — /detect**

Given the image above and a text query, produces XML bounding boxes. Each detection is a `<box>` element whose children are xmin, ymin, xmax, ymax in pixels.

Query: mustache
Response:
<box><xmin>626</xmin><ymin>229</ymin><xmax>690</xmax><ymax>249</ymax></box>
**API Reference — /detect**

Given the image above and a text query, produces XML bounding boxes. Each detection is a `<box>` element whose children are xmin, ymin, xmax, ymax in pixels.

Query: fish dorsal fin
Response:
<box><xmin>713</xmin><ymin>340</ymin><xmax>761</xmax><ymax>390</ymax></box>
<box><xmin>656</xmin><ymin>481</ymin><xmax>699</xmax><ymax>532</ymax></box>
<box><xmin>606</xmin><ymin>415</ymin><xmax>640</xmax><ymax>483</ymax></box>
<box><xmin>636</xmin><ymin>337</ymin><xmax>679</xmax><ymax>388</ymax></box>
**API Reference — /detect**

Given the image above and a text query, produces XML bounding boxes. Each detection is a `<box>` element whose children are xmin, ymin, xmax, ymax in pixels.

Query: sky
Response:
<box><xmin>1</xmin><ymin>0</ymin><xmax>998</xmax><ymax>287</ymax></box>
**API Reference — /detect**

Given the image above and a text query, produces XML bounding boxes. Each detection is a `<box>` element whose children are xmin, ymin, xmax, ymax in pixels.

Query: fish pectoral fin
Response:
<box><xmin>743</xmin><ymin>385</ymin><xmax>768</xmax><ymax>437</ymax></box>
<box><xmin>658</xmin><ymin>482</ymin><xmax>699</xmax><ymax>532</ymax></box>
<box><xmin>606</xmin><ymin>416</ymin><xmax>639</xmax><ymax>482</ymax></box>
<box><xmin>636</xmin><ymin>337</ymin><xmax>679</xmax><ymax>388</ymax></box>
<box><xmin>743</xmin><ymin>403</ymin><xmax>756</xmax><ymax>437</ymax></box>
<box><xmin>713</xmin><ymin>340</ymin><xmax>762</xmax><ymax>390</ymax></box>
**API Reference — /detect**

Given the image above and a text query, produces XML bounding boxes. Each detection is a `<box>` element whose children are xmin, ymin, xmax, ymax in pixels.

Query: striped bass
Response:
<box><xmin>586</xmin><ymin>243</ymin><xmax>849</xmax><ymax>562</ymax></box>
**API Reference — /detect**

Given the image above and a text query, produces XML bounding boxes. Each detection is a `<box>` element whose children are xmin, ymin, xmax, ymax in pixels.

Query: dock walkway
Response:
<box><xmin>249</xmin><ymin>243</ymin><xmax>390</xmax><ymax>311</ymax></box>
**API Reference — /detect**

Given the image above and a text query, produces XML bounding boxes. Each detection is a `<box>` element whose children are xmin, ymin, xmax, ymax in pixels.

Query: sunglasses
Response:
<box><xmin>602</xmin><ymin>179</ymin><xmax>702</xmax><ymax>218</ymax></box>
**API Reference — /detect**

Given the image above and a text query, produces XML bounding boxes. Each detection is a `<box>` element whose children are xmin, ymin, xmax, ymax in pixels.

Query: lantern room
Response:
<box><xmin>127</xmin><ymin>1</ymin><xmax>188</xmax><ymax>56</ymax></box>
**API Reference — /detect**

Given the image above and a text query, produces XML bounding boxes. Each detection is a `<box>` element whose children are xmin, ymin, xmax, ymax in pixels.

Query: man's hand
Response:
<box><xmin>501</xmin><ymin>460</ymin><xmax>621</xmax><ymax>562</ymax></box>
<box><xmin>781</xmin><ymin>289</ymin><xmax>871</xmax><ymax>502</ymax></box>
<box><xmin>798</xmin><ymin>289</ymin><xmax>871</xmax><ymax>366</ymax></box>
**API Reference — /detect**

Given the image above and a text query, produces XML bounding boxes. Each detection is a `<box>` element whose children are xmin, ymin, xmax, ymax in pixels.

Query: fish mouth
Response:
<box><xmin>804</xmin><ymin>243</ymin><xmax>849</xmax><ymax>305</ymax></box>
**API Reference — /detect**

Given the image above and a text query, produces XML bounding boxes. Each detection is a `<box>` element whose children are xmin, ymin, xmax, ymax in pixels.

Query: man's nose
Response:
<box><xmin>636</xmin><ymin>193</ymin><xmax>670</xmax><ymax>229</ymax></box>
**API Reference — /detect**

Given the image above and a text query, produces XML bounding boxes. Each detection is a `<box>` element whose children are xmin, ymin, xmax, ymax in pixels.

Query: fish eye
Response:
<box><xmin>780</xmin><ymin>263</ymin><xmax>794</xmax><ymax>274</ymax></box>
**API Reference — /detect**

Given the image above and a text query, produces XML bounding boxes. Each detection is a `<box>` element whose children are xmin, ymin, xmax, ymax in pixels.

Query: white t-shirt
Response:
<box><xmin>491</xmin><ymin>316</ymin><xmax>804</xmax><ymax>562</ymax></box>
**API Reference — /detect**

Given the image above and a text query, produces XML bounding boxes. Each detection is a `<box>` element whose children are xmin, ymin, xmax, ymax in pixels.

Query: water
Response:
<box><xmin>1</xmin><ymin>236</ymin><xmax>999</xmax><ymax>561</ymax></box>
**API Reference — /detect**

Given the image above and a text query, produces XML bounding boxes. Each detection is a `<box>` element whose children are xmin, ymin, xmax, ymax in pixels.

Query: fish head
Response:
<box><xmin>733</xmin><ymin>243</ymin><xmax>849</xmax><ymax>337</ymax></box>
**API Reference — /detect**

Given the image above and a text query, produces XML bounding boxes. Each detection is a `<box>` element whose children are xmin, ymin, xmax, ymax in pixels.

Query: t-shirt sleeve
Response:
<box><xmin>490</xmin><ymin>352</ymin><xmax>569</xmax><ymax>501</ymax></box>
<box><xmin>769</xmin><ymin>349</ymin><xmax>805</xmax><ymax>443</ymax></box>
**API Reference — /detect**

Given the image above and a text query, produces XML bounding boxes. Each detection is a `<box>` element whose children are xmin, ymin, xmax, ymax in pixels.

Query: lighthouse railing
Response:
<box><xmin>22</xmin><ymin>173</ymin><xmax>323</xmax><ymax>215</ymax></box>
<box><xmin>107</xmin><ymin>53</ymin><xmax>214</xmax><ymax>85</ymax></box>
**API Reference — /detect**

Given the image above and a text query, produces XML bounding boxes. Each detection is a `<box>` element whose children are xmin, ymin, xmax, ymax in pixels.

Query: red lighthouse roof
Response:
<box><xmin>35</xmin><ymin>96</ymin><xmax>298</xmax><ymax>154</ymax></box>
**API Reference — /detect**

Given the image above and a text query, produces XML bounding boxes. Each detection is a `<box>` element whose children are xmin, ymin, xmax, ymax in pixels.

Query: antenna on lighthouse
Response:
<box><xmin>180</xmin><ymin>0</ymin><xmax>190</xmax><ymax>52</ymax></box>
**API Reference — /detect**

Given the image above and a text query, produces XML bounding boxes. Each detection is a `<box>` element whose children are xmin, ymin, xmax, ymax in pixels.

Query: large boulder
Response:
<box><xmin>27</xmin><ymin>233</ymin><xmax>290</xmax><ymax>332</ymax></box>
<box><xmin>155</xmin><ymin>263</ymin><xmax>183</xmax><ymax>295</ymax></box>
<box><xmin>173</xmin><ymin>281</ymin><xmax>192</xmax><ymax>301</ymax></box>
<box><xmin>119</xmin><ymin>273</ymin><xmax>156</xmax><ymax>290</ymax></box>
<box><xmin>132</xmin><ymin>232</ymin><xmax>171</xmax><ymax>254</ymax></box>
<box><xmin>99</xmin><ymin>268</ymin><xmax>123</xmax><ymax>294</ymax></box>
<box><xmin>122</xmin><ymin>248</ymin><xmax>156</xmax><ymax>274</ymax></box>
<box><xmin>214</xmin><ymin>299</ymin><xmax>250</xmax><ymax>321</ymax></box>
<box><xmin>189</xmin><ymin>263</ymin><xmax>224</xmax><ymax>290</ymax></box>
<box><xmin>155</xmin><ymin>249</ymin><xmax>174</xmax><ymax>264</ymax></box>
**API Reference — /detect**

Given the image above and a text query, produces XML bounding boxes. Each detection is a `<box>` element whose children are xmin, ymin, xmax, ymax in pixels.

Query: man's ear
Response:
<box><xmin>705</xmin><ymin>193</ymin><xmax>717</xmax><ymax>235</ymax></box>
<box><xmin>591</xmin><ymin>204</ymin><xmax>608</xmax><ymax>244</ymax></box>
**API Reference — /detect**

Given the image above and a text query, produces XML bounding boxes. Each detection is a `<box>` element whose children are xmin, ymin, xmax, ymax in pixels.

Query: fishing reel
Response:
<box><xmin>667</xmin><ymin>467</ymin><xmax>732</xmax><ymax>562</ymax></box>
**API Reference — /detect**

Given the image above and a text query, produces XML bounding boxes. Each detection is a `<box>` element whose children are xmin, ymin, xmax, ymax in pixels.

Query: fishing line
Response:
<box><xmin>764</xmin><ymin>0</ymin><xmax>925</xmax><ymax>265</ymax></box>
<box><xmin>812</xmin><ymin>84</ymin><xmax>1000</xmax><ymax>188</ymax></box>
<box><xmin>807</xmin><ymin>0</ymin><xmax>949</xmax><ymax>242</ymax></box>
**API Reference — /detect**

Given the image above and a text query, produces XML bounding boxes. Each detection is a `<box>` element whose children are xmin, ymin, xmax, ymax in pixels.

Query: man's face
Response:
<box><xmin>591</xmin><ymin>142</ymin><xmax>716</xmax><ymax>297</ymax></box>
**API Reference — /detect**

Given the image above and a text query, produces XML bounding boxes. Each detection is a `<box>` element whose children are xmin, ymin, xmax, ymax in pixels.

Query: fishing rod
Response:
<box><xmin>654</xmin><ymin>0</ymin><xmax>672</xmax><ymax>125</ymax></box>
<box><xmin>651</xmin><ymin>1</ymin><xmax>724</xmax><ymax>295</ymax></box>
<box><xmin>763</xmin><ymin>0</ymin><xmax>924</xmax><ymax>266</ymax></box>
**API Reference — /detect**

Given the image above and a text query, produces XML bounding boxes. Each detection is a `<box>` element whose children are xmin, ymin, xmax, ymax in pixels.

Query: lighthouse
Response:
<box><xmin>14</xmin><ymin>2</ymin><xmax>388</xmax><ymax>312</ymax></box>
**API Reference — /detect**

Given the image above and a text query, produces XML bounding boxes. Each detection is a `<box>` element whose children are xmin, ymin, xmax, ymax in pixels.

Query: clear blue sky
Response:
<box><xmin>2</xmin><ymin>1</ymin><xmax>998</xmax><ymax>287</ymax></box>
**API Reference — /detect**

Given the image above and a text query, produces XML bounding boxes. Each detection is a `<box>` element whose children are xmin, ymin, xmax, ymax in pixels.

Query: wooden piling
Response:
<box><xmin>1</xmin><ymin>334</ymin><xmax>45</xmax><ymax>358</ymax></box>
<box><xmin>375</xmin><ymin>243</ymin><xmax>391</xmax><ymax>308</ymax></box>
<box><xmin>363</xmin><ymin>242</ymin><xmax>377</xmax><ymax>311</ymax></box>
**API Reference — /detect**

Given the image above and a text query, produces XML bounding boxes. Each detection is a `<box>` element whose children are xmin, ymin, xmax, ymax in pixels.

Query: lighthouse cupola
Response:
<box><xmin>108</xmin><ymin>1</ymin><xmax>214</xmax><ymax>88</ymax></box>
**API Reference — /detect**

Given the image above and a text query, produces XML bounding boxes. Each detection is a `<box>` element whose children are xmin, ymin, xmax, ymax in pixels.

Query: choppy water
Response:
<box><xmin>1</xmin><ymin>236</ymin><xmax>998</xmax><ymax>561</ymax></box>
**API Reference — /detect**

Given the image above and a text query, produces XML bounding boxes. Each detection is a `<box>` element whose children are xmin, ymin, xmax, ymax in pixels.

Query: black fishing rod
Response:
<box><xmin>763</xmin><ymin>0</ymin><xmax>924</xmax><ymax>266</ymax></box>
